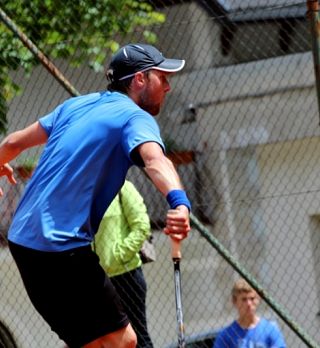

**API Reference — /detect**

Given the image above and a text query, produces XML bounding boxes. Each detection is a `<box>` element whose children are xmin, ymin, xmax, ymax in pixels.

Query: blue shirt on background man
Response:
<box><xmin>213</xmin><ymin>318</ymin><xmax>286</xmax><ymax>348</ymax></box>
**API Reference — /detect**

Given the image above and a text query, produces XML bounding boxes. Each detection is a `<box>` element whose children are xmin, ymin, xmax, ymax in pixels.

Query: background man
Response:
<box><xmin>213</xmin><ymin>278</ymin><xmax>286</xmax><ymax>348</ymax></box>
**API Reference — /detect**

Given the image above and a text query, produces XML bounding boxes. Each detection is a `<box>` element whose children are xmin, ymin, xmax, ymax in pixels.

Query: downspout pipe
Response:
<box><xmin>307</xmin><ymin>0</ymin><xmax>320</xmax><ymax>125</ymax></box>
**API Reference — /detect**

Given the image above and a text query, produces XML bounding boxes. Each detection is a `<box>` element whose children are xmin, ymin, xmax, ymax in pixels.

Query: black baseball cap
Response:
<box><xmin>107</xmin><ymin>43</ymin><xmax>185</xmax><ymax>82</ymax></box>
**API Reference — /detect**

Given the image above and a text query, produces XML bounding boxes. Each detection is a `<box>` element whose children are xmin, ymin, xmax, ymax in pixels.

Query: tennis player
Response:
<box><xmin>0</xmin><ymin>43</ymin><xmax>191</xmax><ymax>348</ymax></box>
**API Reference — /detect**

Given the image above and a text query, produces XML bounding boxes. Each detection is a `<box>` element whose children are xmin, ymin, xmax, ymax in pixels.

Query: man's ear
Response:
<box><xmin>232</xmin><ymin>296</ymin><xmax>237</xmax><ymax>305</ymax></box>
<box><xmin>256</xmin><ymin>295</ymin><xmax>261</xmax><ymax>304</ymax></box>
<box><xmin>133</xmin><ymin>71</ymin><xmax>146</xmax><ymax>88</ymax></box>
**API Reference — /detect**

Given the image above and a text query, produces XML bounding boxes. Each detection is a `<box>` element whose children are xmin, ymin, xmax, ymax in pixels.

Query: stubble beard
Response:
<box><xmin>138</xmin><ymin>90</ymin><xmax>161</xmax><ymax>116</ymax></box>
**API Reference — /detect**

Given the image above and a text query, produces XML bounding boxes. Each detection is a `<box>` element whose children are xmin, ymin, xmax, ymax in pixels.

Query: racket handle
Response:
<box><xmin>171</xmin><ymin>238</ymin><xmax>182</xmax><ymax>260</ymax></box>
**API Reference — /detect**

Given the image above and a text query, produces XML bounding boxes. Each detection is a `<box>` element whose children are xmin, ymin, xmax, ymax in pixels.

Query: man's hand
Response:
<box><xmin>0</xmin><ymin>163</ymin><xmax>17</xmax><ymax>196</ymax></box>
<box><xmin>0</xmin><ymin>121</ymin><xmax>47</xmax><ymax>196</ymax></box>
<box><xmin>163</xmin><ymin>205</ymin><xmax>190</xmax><ymax>241</ymax></box>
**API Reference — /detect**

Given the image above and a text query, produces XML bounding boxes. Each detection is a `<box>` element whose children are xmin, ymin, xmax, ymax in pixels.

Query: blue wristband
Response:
<box><xmin>166</xmin><ymin>190</ymin><xmax>191</xmax><ymax>211</ymax></box>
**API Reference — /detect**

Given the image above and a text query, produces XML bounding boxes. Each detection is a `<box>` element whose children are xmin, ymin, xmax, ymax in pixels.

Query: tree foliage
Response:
<box><xmin>0</xmin><ymin>0</ymin><xmax>165</xmax><ymax>134</ymax></box>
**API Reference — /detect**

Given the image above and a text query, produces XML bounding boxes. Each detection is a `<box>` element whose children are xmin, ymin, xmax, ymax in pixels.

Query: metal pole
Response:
<box><xmin>307</xmin><ymin>0</ymin><xmax>320</xmax><ymax>125</ymax></box>
<box><xmin>0</xmin><ymin>7</ymin><xmax>80</xmax><ymax>98</ymax></box>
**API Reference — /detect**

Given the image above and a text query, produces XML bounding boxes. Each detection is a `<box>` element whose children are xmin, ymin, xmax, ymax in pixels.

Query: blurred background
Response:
<box><xmin>0</xmin><ymin>0</ymin><xmax>320</xmax><ymax>347</ymax></box>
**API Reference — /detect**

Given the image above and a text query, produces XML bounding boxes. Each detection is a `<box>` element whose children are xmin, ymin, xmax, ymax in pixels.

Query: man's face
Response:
<box><xmin>138</xmin><ymin>70</ymin><xmax>172</xmax><ymax>116</ymax></box>
<box><xmin>233</xmin><ymin>290</ymin><xmax>260</xmax><ymax>318</ymax></box>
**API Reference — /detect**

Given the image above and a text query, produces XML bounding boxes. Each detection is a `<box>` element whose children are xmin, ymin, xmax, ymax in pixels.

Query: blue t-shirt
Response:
<box><xmin>8</xmin><ymin>91</ymin><xmax>163</xmax><ymax>252</ymax></box>
<box><xmin>213</xmin><ymin>318</ymin><xmax>286</xmax><ymax>348</ymax></box>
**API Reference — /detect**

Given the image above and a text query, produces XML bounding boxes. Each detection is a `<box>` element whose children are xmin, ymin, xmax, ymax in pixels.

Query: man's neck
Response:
<box><xmin>237</xmin><ymin>315</ymin><xmax>260</xmax><ymax>329</ymax></box>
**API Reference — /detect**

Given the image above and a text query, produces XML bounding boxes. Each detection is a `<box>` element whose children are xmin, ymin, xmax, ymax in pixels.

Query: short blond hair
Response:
<box><xmin>232</xmin><ymin>278</ymin><xmax>255</xmax><ymax>299</ymax></box>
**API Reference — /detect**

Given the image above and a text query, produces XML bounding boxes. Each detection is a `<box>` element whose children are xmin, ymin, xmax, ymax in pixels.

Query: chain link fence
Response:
<box><xmin>0</xmin><ymin>0</ymin><xmax>320</xmax><ymax>347</ymax></box>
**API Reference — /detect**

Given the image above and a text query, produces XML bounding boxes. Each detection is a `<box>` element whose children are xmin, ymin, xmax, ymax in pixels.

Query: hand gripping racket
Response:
<box><xmin>171</xmin><ymin>238</ymin><xmax>186</xmax><ymax>348</ymax></box>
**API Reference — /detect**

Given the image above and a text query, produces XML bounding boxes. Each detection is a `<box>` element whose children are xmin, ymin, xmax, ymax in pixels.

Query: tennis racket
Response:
<box><xmin>171</xmin><ymin>238</ymin><xmax>186</xmax><ymax>348</ymax></box>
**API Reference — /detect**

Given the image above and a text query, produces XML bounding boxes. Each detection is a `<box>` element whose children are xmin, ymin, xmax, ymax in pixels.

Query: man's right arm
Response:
<box><xmin>0</xmin><ymin>121</ymin><xmax>48</xmax><ymax>195</ymax></box>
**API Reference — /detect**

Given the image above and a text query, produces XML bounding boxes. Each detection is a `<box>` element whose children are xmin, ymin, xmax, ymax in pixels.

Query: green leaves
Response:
<box><xmin>0</xmin><ymin>0</ymin><xmax>165</xmax><ymax>132</ymax></box>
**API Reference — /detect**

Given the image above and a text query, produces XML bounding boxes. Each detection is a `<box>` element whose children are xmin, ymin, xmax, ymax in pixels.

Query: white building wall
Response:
<box><xmin>257</xmin><ymin>138</ymin><xmax>320</xmax><ymax>342</ymax></box>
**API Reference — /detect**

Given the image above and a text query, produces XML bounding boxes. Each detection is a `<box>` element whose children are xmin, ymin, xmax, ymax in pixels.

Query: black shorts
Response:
<box><xmin>9</xmin><ymin>241</ymin><xmax>129</xmax><ymax>348</ymax></box>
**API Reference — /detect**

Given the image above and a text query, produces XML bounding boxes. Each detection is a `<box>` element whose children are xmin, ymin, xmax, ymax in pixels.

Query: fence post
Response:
<box><xmin>307</xmin><ymin>0</ymin><xmax>320</xmax><ymax>125</ymax></box>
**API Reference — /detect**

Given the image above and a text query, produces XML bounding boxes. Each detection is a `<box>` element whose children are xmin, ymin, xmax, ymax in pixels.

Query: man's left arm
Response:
<box><xmin>137</xmin><ymin>141</ymin><xmax>191</xmax><ymax>240</ymax></box>
<box><xmin>269</xmin><ymin>321</ymin><xmax>286</xmax><ymax>348</ymax></box>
